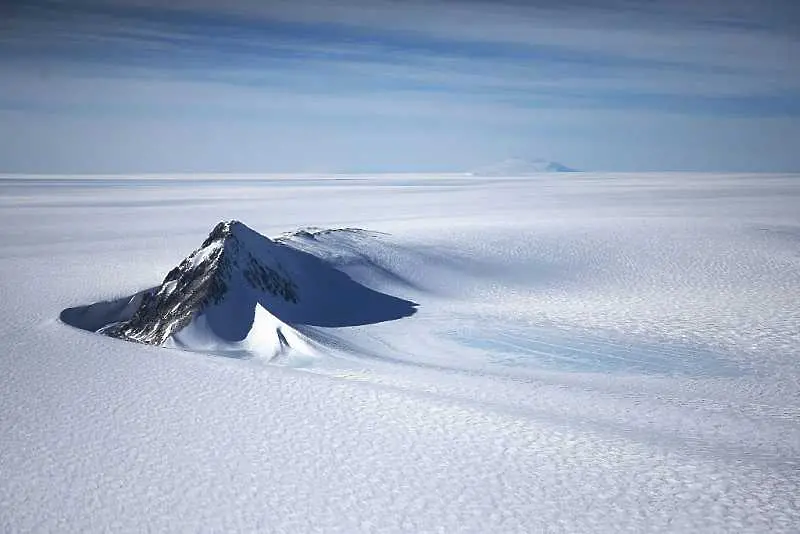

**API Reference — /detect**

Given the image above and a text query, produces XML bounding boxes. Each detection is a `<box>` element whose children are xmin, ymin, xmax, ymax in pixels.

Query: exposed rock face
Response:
<box><xmin>103</xmin><ymin>221</ymin><xmax>298</xmax><ymax>345</ymax></box>
<box><xmin>73</xmin><ymin>220</ymin><xmax>418</xmax><ymax>352</ymax></box>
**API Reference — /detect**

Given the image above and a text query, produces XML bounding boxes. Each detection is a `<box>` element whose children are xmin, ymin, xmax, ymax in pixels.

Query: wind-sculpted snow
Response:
<box><xmin>2</xmin><ymin>173</ymin><xmax>800</xmax><ymax>532</ymax></box>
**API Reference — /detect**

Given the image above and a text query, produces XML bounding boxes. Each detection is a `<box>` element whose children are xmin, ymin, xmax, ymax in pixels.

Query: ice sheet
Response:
<box><xmin>1</xmin><ymin>173</ymin><xmax>798</xmax><ymax>532</ymax></box>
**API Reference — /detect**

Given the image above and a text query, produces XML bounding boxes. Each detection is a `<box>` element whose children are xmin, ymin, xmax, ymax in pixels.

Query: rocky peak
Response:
<box><xmin>103</xmin><ymin>220</ymin><xmax>298</xmax><ymax>345</ymax></box>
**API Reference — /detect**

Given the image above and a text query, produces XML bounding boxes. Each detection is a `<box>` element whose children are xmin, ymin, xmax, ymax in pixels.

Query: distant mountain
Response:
<box><xmin>471</xmin><ymin>158</ymin><xmax>578</xmax><ymax>176</ymax></box>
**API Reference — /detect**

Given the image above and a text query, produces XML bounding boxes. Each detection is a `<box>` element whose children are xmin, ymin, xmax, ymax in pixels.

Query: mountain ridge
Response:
<box><xmin>102</xmin><ymin>221</ymin><xmax>299</xmax><ymax>345</ymax></box>
<box><xmin>62</xmin><ymin>220</ymin><xmax>418</xmax><ymax>359</ymax></box>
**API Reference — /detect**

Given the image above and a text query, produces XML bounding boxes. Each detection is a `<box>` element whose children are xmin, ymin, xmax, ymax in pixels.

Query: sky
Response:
<box><xmin>0</xmin><ymin>0</ymin><xmax>798</xmax><ymax>173</ymax></box>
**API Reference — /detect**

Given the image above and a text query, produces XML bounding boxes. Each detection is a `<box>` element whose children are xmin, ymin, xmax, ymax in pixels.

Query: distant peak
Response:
<box><xmin>472</xmin><ymin>158</ymin><xmax>578</xmax><ymax>176</ymax></box>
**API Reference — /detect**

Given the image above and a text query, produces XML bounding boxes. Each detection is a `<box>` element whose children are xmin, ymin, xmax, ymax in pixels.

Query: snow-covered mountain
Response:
<box><xmin>472</xmin><ymin>158</ymin><xmax>577</xmax><ymax>176</ymax></box>
<box><xmin>94</xmin><ymin>220</ymin><xmax>416</xmax><ymax>358</ymax></box>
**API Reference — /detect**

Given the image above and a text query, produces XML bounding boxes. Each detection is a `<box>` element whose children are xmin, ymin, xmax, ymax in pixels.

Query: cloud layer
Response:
<box><xmin>1</xmin><ymin>0</ymin><xmax>799</xmax><ymax>172</ymax></box>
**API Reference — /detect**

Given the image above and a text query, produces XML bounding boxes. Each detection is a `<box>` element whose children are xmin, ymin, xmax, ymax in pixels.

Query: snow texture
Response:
<box><xmin>1</xmin><ymin>172</ymin><xmax>799</xmax><ymax>532</ymax></box>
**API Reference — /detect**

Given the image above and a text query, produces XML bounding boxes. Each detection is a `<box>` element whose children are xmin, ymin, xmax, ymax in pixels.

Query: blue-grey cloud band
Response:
<box><xmin>1</xmin><ymin>0</ymin><xmax>798</xmax><ymax>172</ymax></box>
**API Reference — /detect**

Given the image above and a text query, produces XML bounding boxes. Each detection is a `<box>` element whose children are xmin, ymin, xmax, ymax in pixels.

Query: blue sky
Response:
<box><xmin>1</xmin><ymin>0</ymin><xmax>798</xmax><ymax>172</ymax></box>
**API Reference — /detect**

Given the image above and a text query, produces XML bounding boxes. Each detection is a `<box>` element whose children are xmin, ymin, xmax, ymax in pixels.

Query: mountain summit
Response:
<box><xmin>102</xmin><ymin>220</ymin><xmax>299</xmax><ymax>346</ymax></box>
<box><xmin>471</xmin><ymin>158</ymin><xmax>577</xmax><ymax>176</ymax></box>
<box><xmin>90</xmin><ymin>220</ymin><xmax>417</xmax><ymax>358</ymax></box>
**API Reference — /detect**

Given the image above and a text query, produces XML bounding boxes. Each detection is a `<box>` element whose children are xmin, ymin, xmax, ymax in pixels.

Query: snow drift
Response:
<box><xmin>61</xmin><ymin>220</ymin><xmax>417</xmax><ymax>359</ymax></box>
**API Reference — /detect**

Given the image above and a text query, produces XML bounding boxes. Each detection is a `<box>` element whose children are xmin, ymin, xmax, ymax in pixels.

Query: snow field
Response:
<box><xmin>1</xmin><ymin>172</ymin><xmax>798</xmax><ymax>532</ymax></box>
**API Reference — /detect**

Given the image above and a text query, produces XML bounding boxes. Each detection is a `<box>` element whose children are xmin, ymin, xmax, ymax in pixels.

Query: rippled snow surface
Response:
<box><xmin>1</xmin><ymin>173</ymin><xmax>798</xmax><ymax>532</ymax></box>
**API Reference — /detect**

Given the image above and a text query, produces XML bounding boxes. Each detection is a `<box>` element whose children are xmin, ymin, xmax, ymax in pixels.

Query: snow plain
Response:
<box><xmin>1</xmin><ymin>172</ymin><xmax>799</xmax><ymax>532</ymax></box>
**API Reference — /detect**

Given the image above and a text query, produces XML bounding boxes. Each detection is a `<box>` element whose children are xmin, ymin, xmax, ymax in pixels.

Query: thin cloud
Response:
<box><xmin>1</xmin><ymin>0</ymin><xmax>799</xmax><ymax>171</ymax></box>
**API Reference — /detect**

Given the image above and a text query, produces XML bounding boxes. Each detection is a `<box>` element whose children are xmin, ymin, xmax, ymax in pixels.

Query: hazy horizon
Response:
<box><xmin>1</xmin><ymin>0</ymin><xmax>798</xmax><ymax>173</ymax></box>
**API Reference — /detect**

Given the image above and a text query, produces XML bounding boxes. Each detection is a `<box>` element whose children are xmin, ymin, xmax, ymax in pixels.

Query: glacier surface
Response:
<box><xmin>1</xmin><ymin>172</ymin><xmax>799</xmax><ymax>532</ymax></box>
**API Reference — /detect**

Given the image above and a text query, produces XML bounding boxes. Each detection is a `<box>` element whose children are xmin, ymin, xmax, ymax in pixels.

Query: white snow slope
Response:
<box><xmin>1</xmin><ymin>172</ymin><xmax>799</xmax><ymax>532</ymax></box>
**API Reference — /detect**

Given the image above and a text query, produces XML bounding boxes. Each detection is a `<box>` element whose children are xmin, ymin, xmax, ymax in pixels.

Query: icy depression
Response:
<box><xmin>1</xmin><ymin>172</ymin><xmax>799</xmax><ymax>532</ymax></box>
